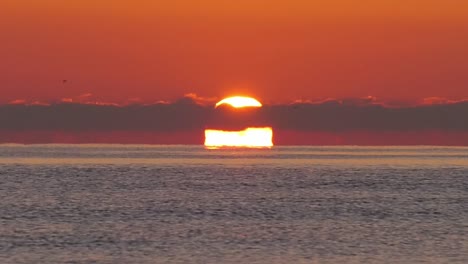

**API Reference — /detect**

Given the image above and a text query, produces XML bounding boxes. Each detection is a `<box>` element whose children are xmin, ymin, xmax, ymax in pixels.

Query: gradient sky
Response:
<box><xmin>1</xmin><ymin>0</ymin><xmax>468</xmax><ymax>104</ymax></box>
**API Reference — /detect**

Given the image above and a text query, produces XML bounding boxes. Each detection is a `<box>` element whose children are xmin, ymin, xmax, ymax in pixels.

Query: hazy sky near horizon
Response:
<box><xmin>1</xmin><ymin>0</ymin><xmax>468</xmax><ymax>103</ymax></box>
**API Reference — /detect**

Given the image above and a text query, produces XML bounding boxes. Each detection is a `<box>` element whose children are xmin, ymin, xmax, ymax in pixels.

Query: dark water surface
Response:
<box><xmin>1</xmin><ymin>145</ymin><xmax>467</xmax><ymax>263</ymax></box>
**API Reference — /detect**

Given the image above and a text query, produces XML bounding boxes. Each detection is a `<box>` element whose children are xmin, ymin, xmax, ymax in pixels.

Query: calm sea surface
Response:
<box><xmin>0</xmin><ymin>145</ymin><xmax>467</xmax><ymax>264</ymax></box>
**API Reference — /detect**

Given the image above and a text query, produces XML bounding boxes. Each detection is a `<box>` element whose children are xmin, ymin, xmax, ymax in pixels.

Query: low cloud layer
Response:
<box><xmin>1</xmin><ymin>96</ymin><xmax>467</xmax><ymax>145</ymax></box>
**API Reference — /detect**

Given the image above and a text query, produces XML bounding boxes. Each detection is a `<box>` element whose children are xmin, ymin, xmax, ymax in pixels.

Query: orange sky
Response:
<box><xmin>1</xmin><ymin>0</ymin><xmax>468</xmax><ymax>104</ymax></box>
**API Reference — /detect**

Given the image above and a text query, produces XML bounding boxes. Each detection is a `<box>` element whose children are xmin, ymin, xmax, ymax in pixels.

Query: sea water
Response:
<box><xmin>0</xmin><ymin>145</ymin><xmax>467</xmax><ymax>263</ymax></box>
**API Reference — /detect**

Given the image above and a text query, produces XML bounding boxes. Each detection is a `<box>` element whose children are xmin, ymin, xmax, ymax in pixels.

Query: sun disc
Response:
<box><xmin>207</xmin><ymin>96</ymin><xmax>272</xmax><ymax>149</ymax></box>
<box><xmin>215</xmin><ymin>96</ymin><xmax>262</xmax><ymax>108</ymax></box>
<box><xmin>204</xmin><ymin>127</ymin><xmax>273</xmax><ymax>148</ymax></box>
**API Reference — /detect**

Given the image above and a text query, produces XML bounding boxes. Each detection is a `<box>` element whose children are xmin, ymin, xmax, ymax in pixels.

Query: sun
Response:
<box><xmin>215</xmin><ymin>96</ymin><xmax>262</xmax><ymax>108</ymax></box>
<box><xmin>205</xmin><ymin>128</ymin><xmax>273</xmax><ymax>149</ymax></box>
<box><xmin>205</xmin><ymin>96</ymin><xmax>273</xmax><ymax>149</ymax></box>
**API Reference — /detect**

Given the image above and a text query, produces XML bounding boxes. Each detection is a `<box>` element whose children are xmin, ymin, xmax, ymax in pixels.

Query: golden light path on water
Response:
<box><xmin>204</xmin><ymin>127</ymin><xmax>273</xmax><ymax>149</ymax></box>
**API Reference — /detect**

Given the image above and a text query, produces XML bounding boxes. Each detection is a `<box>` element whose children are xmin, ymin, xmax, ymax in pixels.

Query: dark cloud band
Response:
<box><xmin>1</xmin><ymin>97</ymin><xmax>467</xmax><ymax>145</ymax></box>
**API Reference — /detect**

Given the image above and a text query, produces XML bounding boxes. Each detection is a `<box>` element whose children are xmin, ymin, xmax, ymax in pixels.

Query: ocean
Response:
<box><xmin>0</xmin><ymin>145</ymin><xmax>467</xmax><ymax>263</ymax></box>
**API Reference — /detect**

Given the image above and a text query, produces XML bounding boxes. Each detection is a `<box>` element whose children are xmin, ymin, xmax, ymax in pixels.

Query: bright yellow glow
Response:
<box><xmin>204</xmin><ymin>127</ymin><xmax>273</xmax><ymax>148</ymax></box>
<box><xmin>215</xmin><ymin>96</ymin><xmax>262</xmax><ymax>108</ymax></box>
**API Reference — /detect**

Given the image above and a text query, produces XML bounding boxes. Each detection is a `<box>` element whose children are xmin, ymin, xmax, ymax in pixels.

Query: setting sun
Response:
<box><xmin>204</xmin><ymin>127</ymin><xmax>273</xmax><ymax>149</ymax></box>
<box><xmin>206</xmin><ymin>96</ymin><xmax>273</xmax><ymax>148</ymax></box>
<box><xmin>215</xmin><ymin>96</ymin><xmax>262</xmax><ymax>108</ymax></box>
